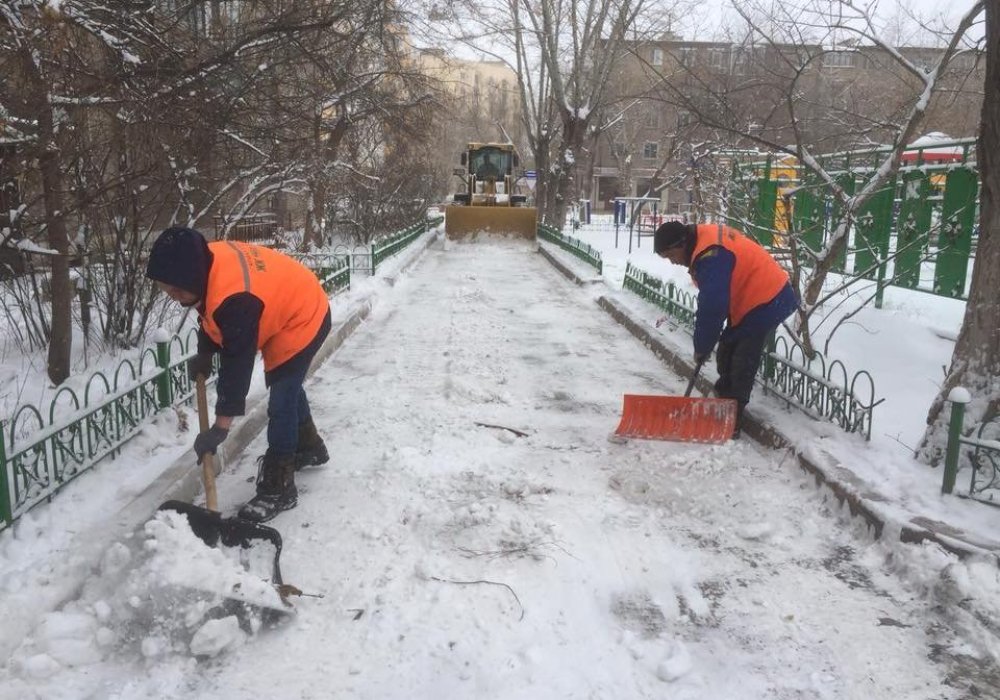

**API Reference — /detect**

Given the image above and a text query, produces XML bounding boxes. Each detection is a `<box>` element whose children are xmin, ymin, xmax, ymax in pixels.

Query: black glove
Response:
<box><xmin>694</xmin><ymin>351</ymin><xmax>709</xmax><ymax>365</ymax></box>
<box><xmin>187</xmin><ymin>352</ymin><xmax>214</xmax><ymax>381</ymax></box>
<box><xmin>194</xmin><ymin>425</ymin><xmax>228</xmax><ymax>464</ymax></box>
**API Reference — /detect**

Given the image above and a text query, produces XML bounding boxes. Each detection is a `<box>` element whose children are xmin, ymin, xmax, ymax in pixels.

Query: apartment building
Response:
<box><xmin>592</xmin><ymin>34</ymin><xmax>984</xmax><ymax>214</ymax></box>
<box><xmin>414</xmin><ymin>48</ymin><xmax>524</xmax><ymax>154</ymax></box>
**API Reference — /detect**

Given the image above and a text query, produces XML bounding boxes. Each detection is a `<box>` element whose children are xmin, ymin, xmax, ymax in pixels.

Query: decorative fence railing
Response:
<box><xmin>729</xmin><ymin>138</ymin><xmax>979</xmax><ymax>305</ymax></box>
<box><xmin>622</xmin><ymin>261</ymin><xmax>696</xmax><ymax>329</ymax></box>
<box><xmin>622</xmin><ymin>262</ymin><xmax>881</xmax><ymax>439</ymax></box>
<box><xmin>292</xmin><ymin>252</ymin><xmax>351</xmax><ymax>294</ymax></box>
<box><xmin>0</xmin><ymin>329</ymin><xmax>206</xmax><ymax>533</ymax></box>
<box><xmin>0</xmin><ymin>216</ymin><xmax>442</xmax><ymax>533</ymax></box>
<box><xmin>537</xmin><ymin>223</ymin><xmax>603</xmax><ymax>274</ymax></box>
<box><xmin>372</xmin><ymin>216</ymin><xmax>443</xmax><ymax>272</ymax></box>
<box><xmin>213</xmin><ymin>212</ymin><xmax>281</xmax><ymax>244</ymax></box>
<box><xmin>941</xmin><ymin>391</ymin><xmax>1000</xmax><ymax>504</ymax></box>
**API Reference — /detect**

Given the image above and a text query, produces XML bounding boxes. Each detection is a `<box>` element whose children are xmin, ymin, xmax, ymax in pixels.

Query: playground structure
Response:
<box><xmin>610</xmin><ymin>196</ymin><xmax>672</xmax><ymax>254</ymax></box>
<box><xmin>729</xmin><ymin>135</ymin><xmax>979</xmax><ymax>304</ymax></box>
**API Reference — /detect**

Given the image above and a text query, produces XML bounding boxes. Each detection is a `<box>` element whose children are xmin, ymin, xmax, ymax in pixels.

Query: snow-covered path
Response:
<box><xmin>4</xmin><ymin>239</ymin><xmax>972</xmax><ymax>699</ymax></box>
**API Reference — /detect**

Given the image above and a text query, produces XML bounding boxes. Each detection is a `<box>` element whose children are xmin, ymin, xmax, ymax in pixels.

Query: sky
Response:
<box><xmin>0</xmin><ymin>220</ymin><xmax>998</xmax><ymax>698</ymax></box>
<box><xmin>417</xmin><ymin>0</ymin><xmax>984</xmax><ymax>64</ymax></box>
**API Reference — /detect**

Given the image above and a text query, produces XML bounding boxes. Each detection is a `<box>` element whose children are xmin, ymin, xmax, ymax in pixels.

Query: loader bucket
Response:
<box><xmin>445</xmin><ymin>205</ymin><xmax>537</xmax><ymax>240</ymax></box>
<box><xmin>614</xmin><ymin>394</ymin><xmax>737</xmax><ymax>443</ymax></box>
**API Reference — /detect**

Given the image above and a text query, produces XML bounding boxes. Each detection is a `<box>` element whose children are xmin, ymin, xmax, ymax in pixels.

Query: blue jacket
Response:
<box><xmin>692</xmin><ymin>246</ymin><xmax>798</xmax><ymax>355</ymax></box>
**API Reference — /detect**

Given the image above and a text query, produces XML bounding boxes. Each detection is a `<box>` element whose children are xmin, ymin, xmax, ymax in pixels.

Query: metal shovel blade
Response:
<box><xmin>158</xmin><ymin>500</ymin><xmax>285</xmax><ymax>585</ymax></box>
<box><xmin>614</xmin><ymin>394</ymin><xmax>738</xmax><ymax>443</ymax></box>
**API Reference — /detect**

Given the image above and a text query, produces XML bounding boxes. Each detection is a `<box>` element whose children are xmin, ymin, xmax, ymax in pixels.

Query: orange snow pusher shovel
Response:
<box><xmin>615</xmin><ymin>360</ymin><xmax>737</xmax><ymax>443</ymax></box>
<box><xmin>159</xmin><ymin>374</ymin><xmax>290</xmax><ymax>615</ymax></box>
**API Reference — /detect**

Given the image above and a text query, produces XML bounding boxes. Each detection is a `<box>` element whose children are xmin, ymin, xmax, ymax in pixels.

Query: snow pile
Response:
<box><xmin>3</xmin><ymin>511</ymin><xmax>286</xmax><ymax>696</ymax></box>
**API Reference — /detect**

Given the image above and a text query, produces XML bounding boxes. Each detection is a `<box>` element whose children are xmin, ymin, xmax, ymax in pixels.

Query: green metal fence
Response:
<box><xmin>941</xmin><ymin>395</ymin><xmax>1000</xmax><ymax>503</ymax></box>
<box><xmin>372</xmin><ymin>216</ymin><xmax>443</xmax><ymax>272</ymax></box>
<box><xmin>0</xmin><ymin>329</ymin><xmax>206</xmax><ymax>532</ymax></box>
<box><xmin>623</xmin><ymin>262</ymin><xmax>881</xmax><ymax>439</ymax></box>
<box><xmin>537</xmin><ymin>223</ymin><xmax>603</xmax><ymax>274</ymax></box>
<box><xmin>293</xmin><ymin>252</ymin><xmax>351</xmax><ymax>294</ymax></box>
<box><xmin>730</xmin><ymin>138</ymin><xmax>980</xmax><ymax>304</ymax></box>
<box><xmin>622</xmin><ymin>261</ymin><xmax>695</xmax><ymax>328</ymax></box>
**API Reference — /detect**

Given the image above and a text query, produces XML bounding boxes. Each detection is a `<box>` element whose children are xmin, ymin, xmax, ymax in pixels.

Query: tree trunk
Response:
<box><xmin>304</xmin><ymin>175</ymin><xmax>326</xmax><ymax>248</ymax></box>
<box><xmin>40</xmin><ymin>141</ymin><xmax>72</xmax><ymax>385</ymax></box>
<box><xmin>552</xmin><ymin>114</ymin><xmax>588</xmax><ymax>229</ymax></box>
<box><xmin>534</xmin><ymin>148</ymin><xmax>551</xmax><ymax>224</ymax></box>
<box><xmin>918</xmin><ymin>0</ymin><xmax>1000</xmax><ymax>464</ymax></box>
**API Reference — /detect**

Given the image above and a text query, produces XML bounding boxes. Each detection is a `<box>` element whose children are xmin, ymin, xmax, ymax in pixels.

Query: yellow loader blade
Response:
<box><xmin>445</xmin><ymin>206</ymin><xmax>537</xmax><ymax>240</ymax></box>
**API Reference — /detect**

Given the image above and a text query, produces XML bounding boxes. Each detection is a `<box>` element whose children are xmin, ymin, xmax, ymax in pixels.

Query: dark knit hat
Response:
<box><xmin>146</xmin><ymin>227</ymin><xmax>212</xmax><ymax>300</ymax></box>
<box><xmin>653</xmin><ymin>220</ymin><xmax>692</xmax><ymax>254</ymax></box>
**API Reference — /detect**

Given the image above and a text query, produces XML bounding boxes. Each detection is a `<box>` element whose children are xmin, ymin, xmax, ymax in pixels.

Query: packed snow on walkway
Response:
<box><xmin>0</xmin><ymin>238</ymin><xmax>994</xmax><ymax>699</ymax></box>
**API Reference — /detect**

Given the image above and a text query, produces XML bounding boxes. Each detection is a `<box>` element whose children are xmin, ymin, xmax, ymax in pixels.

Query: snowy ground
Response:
<box><xmin>2</xmin><ymin>236</ymin><xmax>997</xmax><ymax>699</ymax></box>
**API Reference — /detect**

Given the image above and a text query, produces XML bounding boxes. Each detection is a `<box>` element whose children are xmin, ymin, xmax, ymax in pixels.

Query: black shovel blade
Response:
<box><xmin>158</xmin><ymin>500</ymin><xmax>284</xmax><ymax>584</ymax></box>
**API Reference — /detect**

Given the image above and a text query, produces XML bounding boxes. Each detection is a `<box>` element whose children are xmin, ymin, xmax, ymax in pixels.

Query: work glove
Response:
<box><xmin>194</xmin><ymin>425</ymin><xmax>229</xmax><ymax>464</ymax></box>
<box><xmin>694</xmin><ymin>351</ymin><xmax>710</xmax><ymax>365</ymax></box>
<box><xmin>187</xmin><ymin>352</ymin><xmax>214</xmax><ymax>381</ymax></box>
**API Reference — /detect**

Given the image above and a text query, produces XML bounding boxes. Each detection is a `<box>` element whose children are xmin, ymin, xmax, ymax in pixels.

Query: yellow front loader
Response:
<box><xmin>445</xmin><ymin>143</ymin><xmax>538</xmax><ymax>240</ymax></box>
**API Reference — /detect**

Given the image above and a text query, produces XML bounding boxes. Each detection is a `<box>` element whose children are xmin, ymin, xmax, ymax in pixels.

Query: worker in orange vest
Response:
<box><xmin>654</xmin><ymin>220</ymin><xmax>798</xmax><ymax>437</ymax></box>
<box><xmin>146</xmin><ymin>227</ymin><xmax>332</xmax><ymax>521</ymax></box>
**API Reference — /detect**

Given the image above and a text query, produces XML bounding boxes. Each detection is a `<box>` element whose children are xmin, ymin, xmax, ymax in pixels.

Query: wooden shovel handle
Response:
<box><xmin>195</xmin><ymin>375</ymin><xmax>219</xmax><ymax>512</ymax></box>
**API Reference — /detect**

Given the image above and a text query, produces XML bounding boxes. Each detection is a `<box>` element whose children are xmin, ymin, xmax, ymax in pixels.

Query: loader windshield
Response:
<box><xmin>472</xmin><ymin>149</ymin><xmax>511</xmax><ymax>179</ymax></box>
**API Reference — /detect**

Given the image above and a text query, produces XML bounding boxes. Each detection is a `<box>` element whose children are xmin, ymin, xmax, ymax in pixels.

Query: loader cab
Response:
<box><xmin>463</xmin><ymin>147</ymin><xmax>516</xmax><ymax>179</ymax></box>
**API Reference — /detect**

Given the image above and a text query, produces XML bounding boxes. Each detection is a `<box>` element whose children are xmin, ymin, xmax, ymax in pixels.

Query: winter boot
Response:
<box><xmin>295</xmin><ymin>418</ymin><xmax>329</xmax><ymax>470</ymax></box>
<box><xmin>731</xmin><ymin>404</ymin><xmax>746</xmax><ymax>440</ymax></box>
<box><xmin>238</xmin><ymin>452</ymin><xmax>298</xmax><ymax>522</ymax></box>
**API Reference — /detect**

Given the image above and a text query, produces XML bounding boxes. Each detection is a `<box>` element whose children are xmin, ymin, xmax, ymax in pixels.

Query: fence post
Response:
<box><xmin>942</xmin><ymin>387</ymin><xmax>971</xmax><ymax>494</ymax></box>
<box><xmin>0</xmin><ymin>423</ymin><xmax>11</xmax><ymax>529</ymax></box>
<box><xmin>155</xmin><ymin>335</ymin><xmax>172</xmax><ymax>410</ymax></box>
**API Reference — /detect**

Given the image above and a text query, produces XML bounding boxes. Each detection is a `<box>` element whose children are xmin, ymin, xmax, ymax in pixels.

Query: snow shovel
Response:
<box><xmin>159</xmin><ymin>374</ymin><xmax>288</xmax><ymax>607</ymax></box>
<box><xmin>614</xmin><ymin>359</ymin><xmax>737</xmax><ymax>443</ymax></box>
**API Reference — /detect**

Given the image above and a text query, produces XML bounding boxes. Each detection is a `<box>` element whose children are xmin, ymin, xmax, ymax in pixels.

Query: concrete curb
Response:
<box><xmin>532</xmin><ymin>243</ymin><xmax>998</xmax><ymax>564</ymax></box>
<box><xmin>537</xmin><ymin>243</ymin><xmax>604</xmax><ymax>285</ymax></box>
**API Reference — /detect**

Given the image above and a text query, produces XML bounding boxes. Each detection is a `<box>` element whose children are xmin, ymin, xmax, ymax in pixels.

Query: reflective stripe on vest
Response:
<box><xmin>690</xmin><ymin>224</ymin><xmax>788</xmax><ymax>326</ymax></box>
<box><xmin>201</xmin><ymin>242</ymin><xmax>329</xmax><ymax>371</ymax></box>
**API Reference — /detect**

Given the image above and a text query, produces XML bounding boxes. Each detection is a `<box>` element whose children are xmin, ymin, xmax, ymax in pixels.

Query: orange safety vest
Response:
<box><xmin>200</xmin><ymin>241</ymin><xmax>329</xmax><ymax>372</ymax></box>
<box><xmin>690</xmin><ymin>224</ymin><xmax>788</xmax><ymax>326</ymax></box>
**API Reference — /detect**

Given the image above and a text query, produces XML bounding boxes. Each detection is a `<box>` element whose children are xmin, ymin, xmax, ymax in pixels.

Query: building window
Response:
<box><xmin>678</xmin><ymin>47</ymin><xmax>694</xmax><ymax>66</ymax></box>
<box><xmin>707</xmin><ymin>48</ymin><xmax>728</xmax><ymax>70</ymax></box>
<box><xmin>652</xmin><ymin>48</ymin><xmax>664</xmax><ymax>66</ymax></box>
<box><xmin>643</xmin><ymin>142</ymin><xmax>659</xmax><ymax>159</ymax></box>
<box><xmin>646</xmin><ymin>108</ymin><xmax>659</xmax><ymax>128</ymax></box>
<box><xmin>732</xmin><ymin>48</ymin><xmax>750</xmax><ymax>75</ymax></box>
<box><xmin>824</xmin><ymin>51</ymin><xmax>858</xmax><ymax>68</ymax></box>
<box><xmin>677</xmin><ymin>111</ymin><xmax>692</xmax><ymax>128</ymax></box>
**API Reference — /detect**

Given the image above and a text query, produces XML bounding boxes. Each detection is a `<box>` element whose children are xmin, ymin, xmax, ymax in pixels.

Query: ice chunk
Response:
<box><xmin>190</xmin><ymin>616</ymin><xmax>246</xmax><ymax>658</ymax></box>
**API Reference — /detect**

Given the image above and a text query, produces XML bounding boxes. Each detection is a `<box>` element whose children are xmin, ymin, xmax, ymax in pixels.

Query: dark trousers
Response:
<box><xmin>265</xmin><ymin>310</ymin><xmax>332</xmax><ymax>456</ymax></box>
<box><xmin>714</xmin><ymin>283</ymin><xmax>797</xmax><ymax>408</ymax></box>
<box><xmin>714</xmin><ymin>329</ymin><xmax>771</xmax><ymax>408</ymax></box>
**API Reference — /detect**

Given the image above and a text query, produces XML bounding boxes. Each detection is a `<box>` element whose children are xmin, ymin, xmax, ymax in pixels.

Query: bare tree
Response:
<box><xmin>0</xmin><ymin>2</ymin><xmax>180</xmax><ymax>382</ymax></box>
<box><xmin>644</xmin><ymin>0</ymin><xmax>983</xmax><ymax>356</ymax></box>
<box><xmin>2</xmin><ymin>0</ymin><xmax>443</xmax><ymax>382</ymax></box>
<box><xmin>413</xmin><ymin>0</ymin><xmax>662</xmax><ymax>226</ymax></box>
<box><xmin>919</xmin><ymin>0</ymin><xmax>1000</xmax><ymax>464</ymax></box>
